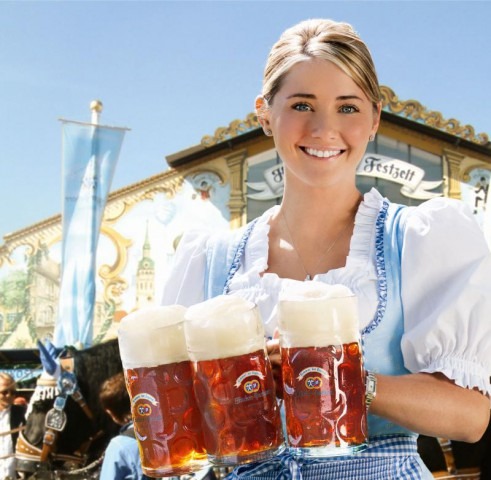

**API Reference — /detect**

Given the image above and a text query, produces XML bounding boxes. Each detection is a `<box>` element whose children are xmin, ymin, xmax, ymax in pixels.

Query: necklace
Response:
<box><xmin>280</xmin><ymin>209</ymin><xmax>351</xmax><ymax>281</ymax></box>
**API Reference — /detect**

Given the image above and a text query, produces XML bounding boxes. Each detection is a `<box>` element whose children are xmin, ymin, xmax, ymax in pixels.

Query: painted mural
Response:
<box><xmin>0</xmin><ymin>172</ymin><xmax>230</xmax><ymax>349</ymax></box>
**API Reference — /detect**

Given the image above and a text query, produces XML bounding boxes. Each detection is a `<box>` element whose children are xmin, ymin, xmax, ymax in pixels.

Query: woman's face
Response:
<box><xmin>263</xmin><ymin>58</ymin><xmax>380</xmax><ymax>191</ymax></box>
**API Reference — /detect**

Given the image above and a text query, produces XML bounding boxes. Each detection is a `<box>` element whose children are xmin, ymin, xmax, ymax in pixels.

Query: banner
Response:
<box><xmin>53</xmin><ymin>121</ymin><xmax>127</xmax><ymax>348</ymax></box>
<box><xmin>357</xmin><ymin>154</ymin><xmax>442</xmax><ymax>200</ymax></box>
<box><xmin>247</xmin><ymin>164</ymin><xmax>284</xmax><ymax>200</ymax></box>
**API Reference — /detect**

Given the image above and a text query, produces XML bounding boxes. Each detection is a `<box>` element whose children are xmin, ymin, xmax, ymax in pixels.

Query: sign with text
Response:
<box><xmin>247</xmin><ymin>164</ymin><xmax>285</xmax><ymax>200</ymax></box>
<box><xmin>247</xmin><ymin>154</ymin><xmax>442</xmax><ymax>201</ymax></box>
<box><xmin>357</xmin><ymin>154</ymin><xmax>442</xmax><ymax>200</ymax></box>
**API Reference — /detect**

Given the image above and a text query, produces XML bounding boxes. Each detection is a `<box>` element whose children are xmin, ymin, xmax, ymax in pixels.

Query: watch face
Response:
<box><xmin>367</xmin><ymin>376</ymin><xmax>377</xmax><ymax>394</ymax></box>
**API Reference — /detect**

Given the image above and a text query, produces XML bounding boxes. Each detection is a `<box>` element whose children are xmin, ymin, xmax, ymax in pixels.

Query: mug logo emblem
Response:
<box><xmin>244</xmin><ymin>380</ymin><xmax>260</xmax><ymax>394</ymax></box>
<box><xmin>137</xmin><ymin>403</ymin><xmax>152</xmax><ymax>416</ymax></box>
<box><xmin>305</xmin><ymin>376</ymin><xmax>322</xmax><ymax>389</ymax></box>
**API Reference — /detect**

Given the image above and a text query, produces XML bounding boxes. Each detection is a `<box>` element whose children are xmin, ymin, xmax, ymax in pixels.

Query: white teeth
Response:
<box><xmin>304</xmin><ymin>147</ymin><xmax>342</xmax><ymax>158</ymax></box>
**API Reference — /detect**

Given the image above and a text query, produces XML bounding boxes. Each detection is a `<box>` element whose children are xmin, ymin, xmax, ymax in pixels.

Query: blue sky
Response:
<box><xmin>1</xmin><ymin>1</ymin><xmax>490</xmax><ymax>241</ymax></box>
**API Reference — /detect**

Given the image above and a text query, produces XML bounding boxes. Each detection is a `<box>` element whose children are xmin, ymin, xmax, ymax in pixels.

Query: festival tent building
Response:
<box><xmin>0</xmin><ymin>86</ymin><xmax>490</xmax><ymax>354</ymax></box>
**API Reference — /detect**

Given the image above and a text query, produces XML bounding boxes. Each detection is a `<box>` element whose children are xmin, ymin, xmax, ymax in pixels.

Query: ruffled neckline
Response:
<box><xmin>233</xmin><ymin>188</ymin><xmax>385</xmax><ymax>287</ymax></box>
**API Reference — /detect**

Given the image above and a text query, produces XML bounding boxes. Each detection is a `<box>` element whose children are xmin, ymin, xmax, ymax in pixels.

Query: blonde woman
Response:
<box><xmin>162</xmin><ymin>19</ymin><xmax>491</xmax><ymax>479</ymax></box>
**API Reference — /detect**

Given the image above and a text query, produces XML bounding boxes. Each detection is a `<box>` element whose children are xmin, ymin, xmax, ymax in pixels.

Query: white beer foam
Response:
<box><xmin>118</xmin><ymin>305</ymin><xmax>189</xmax><ymax>368</ymax></box>
<box><xmin>184</xmin><ymin>295</ymin><xmax>265</xmax><ymax>361</ymax></box>
<box><xmin>278</xmin><ymin>280</ymin><xmax>359</xmax><ymax>347</ymax></box>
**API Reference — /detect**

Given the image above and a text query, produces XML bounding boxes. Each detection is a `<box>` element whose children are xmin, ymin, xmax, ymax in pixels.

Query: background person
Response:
<box><xmin>161</xmin><ymin>18</ymin><xmax>491</xmax><ymax>479</ymax></box>
<box><xmin>0</xmin><ymin>373</ymin><xmax>26</xmax><ymax>480</ymax></box>
<box><xmin>99</xmin><ymin>372</ymin><xmax>147</xmax><ymax>480</ymax></box>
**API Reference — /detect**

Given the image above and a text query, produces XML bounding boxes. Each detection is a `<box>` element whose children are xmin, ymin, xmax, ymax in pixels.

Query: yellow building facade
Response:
<box><xmin>0</xmin><ymin>86</ymin><xmax>489</xmax><ymax>349</ymax></box>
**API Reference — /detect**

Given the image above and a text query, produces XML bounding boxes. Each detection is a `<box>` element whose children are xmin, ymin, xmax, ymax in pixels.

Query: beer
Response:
<box><xmin>278</xmin><ymin>282</ymin><xmax>367</xmax><ymax>456</ymax></box>
<box><xmin>282</xmin><ymin>343</ymin><xmax>366</xmax><ymax>448</ymax></box>
<box><xmin>118</xmin><ymin>306</ymin><xmax>208</xmax><ymax>477</ymax></box>
<box><xmin>185</xmin><ymin>295</ymin><xmax>284</xmax><ymax>465</ymax></box>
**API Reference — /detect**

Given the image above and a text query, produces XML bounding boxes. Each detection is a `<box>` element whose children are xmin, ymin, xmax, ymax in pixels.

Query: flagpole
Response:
<box><xmin>90</xmin><ymin>100</ymin><xmax>103</xmax><ymax>125</ymax></box>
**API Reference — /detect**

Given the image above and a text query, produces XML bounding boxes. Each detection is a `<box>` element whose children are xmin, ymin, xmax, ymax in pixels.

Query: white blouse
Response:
<box><xmin>161</xmin><ymin>189</ymin><xmax>491</xmax><ymax>397</ymax></box>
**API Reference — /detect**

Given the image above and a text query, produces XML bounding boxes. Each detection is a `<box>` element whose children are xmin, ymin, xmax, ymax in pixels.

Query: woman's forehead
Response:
<box><xmin>278</xmin><ymin>59</ymin><xmax>365</xmax><ymax>98</ymax></box>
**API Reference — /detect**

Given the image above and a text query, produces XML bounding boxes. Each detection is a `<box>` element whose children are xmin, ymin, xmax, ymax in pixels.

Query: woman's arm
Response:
<box><xmin>397</xmin><ymin>200</ymin><xmax>491</xmax><ymax>442</ymax></box>
<box><xmin>267</xmin><ymin>338</ymin><xmax>489</xmax><ymax>442</ymax></box>
<box><xmin>371</xmin><ymin>372</ymin><xmax>490</xmax><ymax>443</ymax></box>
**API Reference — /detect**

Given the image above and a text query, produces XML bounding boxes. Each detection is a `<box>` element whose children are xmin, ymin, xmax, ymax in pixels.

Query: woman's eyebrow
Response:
<box><xmin>286</xmin><ymin>93</ymin><xmax>317</xmax><ymax>99</ymax></box>
<box><xmin>285</xmin><ymin>93</ymin><xmax>364</xmax><ymax>101</ymax></box>
<box><xmin>337</xmin><ymin>95</ymin><xmax>364</xmax><ymax>101</ymax></box>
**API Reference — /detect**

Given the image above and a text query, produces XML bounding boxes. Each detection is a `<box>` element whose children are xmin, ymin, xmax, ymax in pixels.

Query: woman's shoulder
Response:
<box><xmin>401</xmin><ymin>196</ymin><xmax>483</xmax><ymax>238</ymax></box>
<box><xmin>405</xmin><ymin>196</ymin><xmax>473</xmax><ymax>219</ymax></box>
<box><xmin>392</xmin><ymin>195</ymin><xmax>490</xmax><ymax>269</ymax></box>
<box><xmin>371</xmin><ymin>189</ymin><xmax>482</xmax><ymax>238</ymax></box>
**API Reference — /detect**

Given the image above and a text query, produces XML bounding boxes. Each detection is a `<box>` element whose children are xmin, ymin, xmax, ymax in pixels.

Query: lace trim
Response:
<box><xmin>348</xmin><ymin>188</ymin><xmax>383</xmax><ymax>265</ymax></box>
<box><xmin>362</xmin><ymin>200</ymin><xmax>390</xmax><ymax>337</ymax></box>
<box><xmin>223</xmin><ymin>218</ymin><xmax>259</xmax><ymax>294</ymax></box>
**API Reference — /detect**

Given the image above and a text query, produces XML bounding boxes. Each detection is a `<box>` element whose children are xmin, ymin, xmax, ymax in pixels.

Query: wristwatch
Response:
<box><xmin>365</xmin><ymin>371</ymin><xmax>377</xmax><ymax>410</ymax></box>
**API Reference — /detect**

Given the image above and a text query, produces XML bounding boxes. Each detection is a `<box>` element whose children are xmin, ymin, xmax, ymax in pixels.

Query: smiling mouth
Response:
<box><xmin>301</xmin><ymin>147</ymin><xmax>345</xmax><ymax>158</ymax></box>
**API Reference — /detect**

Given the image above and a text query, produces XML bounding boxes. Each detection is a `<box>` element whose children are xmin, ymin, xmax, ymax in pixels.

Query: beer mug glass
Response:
<box><xmin>118</xmin><ymin>305</ymin><xmax>208</xmax><ymax>477</ymax></box>
<box><xmin>278</xmin><ymin>282</ymin><xmax>367</xmax><ymax>457</ymax></box>
<box><xmin>184</xmin><ymin>295</ymin><xmax>285</xmax><ymax>466</ymax></box>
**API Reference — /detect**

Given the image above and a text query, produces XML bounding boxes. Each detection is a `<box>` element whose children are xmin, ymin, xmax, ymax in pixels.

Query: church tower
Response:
<box><xmin>135</xmin><ymin>222</ymin><xmax>155</xmax><ymax>309</ymax></box>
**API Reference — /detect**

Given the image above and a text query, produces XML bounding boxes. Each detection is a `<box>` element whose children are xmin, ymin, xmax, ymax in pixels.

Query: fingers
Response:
<box><xmin>266</xmin><ymin>338</ymin><xmax>283</xmax><ymax>400</ymax></box>
<box><xmin>266</xmin><ymin>338</ymin><xmax>280</xmax><ymax>356</ymax></box>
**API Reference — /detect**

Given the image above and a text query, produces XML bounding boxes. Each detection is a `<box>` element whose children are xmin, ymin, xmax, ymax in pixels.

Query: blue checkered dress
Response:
<box><xmin>226</xmin><ymin>435</ymin><xmax>433</xmax><ymax>480</ymax></box>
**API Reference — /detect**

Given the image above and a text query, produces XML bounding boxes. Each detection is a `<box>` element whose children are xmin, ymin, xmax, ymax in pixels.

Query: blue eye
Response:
<box><xmin>339</xmin><ymin>105</ymin><xmax>358</xmax><ymax>114</ymax></box>
<box><xmin>292</xmin><ymin>103</ymin><xmax>312</xmax><ymax>112</ymax></box>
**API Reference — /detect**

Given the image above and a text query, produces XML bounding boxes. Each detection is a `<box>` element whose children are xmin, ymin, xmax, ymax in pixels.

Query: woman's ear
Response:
<box><xmin>370</xmin><ymin>101</ymin><xmax>382</xmax><ymax>137</ymax></box>
<box><xmin>255</xmin><ymin>95</ymin><xmax>272</xmax><ymax>136</ymax></box>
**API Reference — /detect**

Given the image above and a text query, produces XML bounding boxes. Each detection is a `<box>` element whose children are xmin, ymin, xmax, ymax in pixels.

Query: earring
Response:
<box><xmin>369</xmin><ymin>134</ymin><xmax>375</xmax><ymax>142</ymax></box>
<box><xmin>264</xmin><ymin>129</ymin><xmax>273</xmax><ymax>137</ymax></box>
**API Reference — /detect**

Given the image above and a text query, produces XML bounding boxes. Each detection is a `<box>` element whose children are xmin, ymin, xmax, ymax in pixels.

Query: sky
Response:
<box><xmin>1</xmin><ymin>0</ymin><xmax>490</xmax><ymax>242</ymax></box>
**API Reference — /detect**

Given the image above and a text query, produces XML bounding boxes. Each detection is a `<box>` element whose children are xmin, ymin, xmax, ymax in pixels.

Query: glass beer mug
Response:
<box><xmin>118</xmin><ymin>305</ymin><xmax>208</xmax><ymax>477</ymax></box>
<box><xmin>277</xmin><ymin>281</ymin><xmax>368</xmax><ymax>457</ymax></box>
<box><xmin>184</xmin><ymin>295</ymin><xmax>285</xmax><ymax>466</ymax></box>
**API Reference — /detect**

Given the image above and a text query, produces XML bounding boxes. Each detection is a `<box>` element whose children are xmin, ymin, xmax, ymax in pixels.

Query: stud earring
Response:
<box><xmin>264</xmin><ymin>129</ymin><xmax>273</xmax><ymax>137</ymax></box>
<box><xmin>369</xmin><ymin>134</ymin><xmax>375</xmax><ymax>142</ymax></box>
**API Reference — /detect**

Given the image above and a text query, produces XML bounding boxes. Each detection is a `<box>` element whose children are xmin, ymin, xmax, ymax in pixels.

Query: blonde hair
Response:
<box><xmin>261</xmin><ymin>19</ymin><xmax>381</xmax><ymax>109</ymax></box>
<box><xmin>0</xmin><ymin>372</ymin><xmax>16</xmax><ymax>390</ymax></box>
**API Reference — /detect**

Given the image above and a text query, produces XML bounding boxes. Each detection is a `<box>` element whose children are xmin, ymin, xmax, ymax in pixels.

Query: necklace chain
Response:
<box><xmin>280</xmin><ymin>210</ymin><xmax>351</xmax><ymax>281</ymax></box>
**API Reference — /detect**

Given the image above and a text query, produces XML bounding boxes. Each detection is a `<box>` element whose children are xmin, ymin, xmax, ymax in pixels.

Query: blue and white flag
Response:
<box><xmin>53</xmin><ymin>121</ymin><xmax>127</xmax><ymax>349</ymax></box>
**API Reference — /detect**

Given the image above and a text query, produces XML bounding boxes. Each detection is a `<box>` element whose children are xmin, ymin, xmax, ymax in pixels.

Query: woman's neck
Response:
<box><xmin>278</xmin><ymin>184</ymin><xmax>362</xmax><ymax>235</ymax></box>
<box><xmin>265</xmin><ymin>183</ymin><xmax>363</xmax><ymax>281</ymax></box>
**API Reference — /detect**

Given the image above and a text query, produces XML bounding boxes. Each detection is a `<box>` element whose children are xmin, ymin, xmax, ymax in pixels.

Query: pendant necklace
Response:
<box><xmin>280</xmin><ymin>209</ymin><xmax>351</xmax><ymax>281</ymax></box>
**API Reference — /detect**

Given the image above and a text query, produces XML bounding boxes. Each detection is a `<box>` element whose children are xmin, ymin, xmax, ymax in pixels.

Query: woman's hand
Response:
<box><xmin>266</xmin><ymin>338</ymin><xmax>283</xmax><ymax>399</ymax></box>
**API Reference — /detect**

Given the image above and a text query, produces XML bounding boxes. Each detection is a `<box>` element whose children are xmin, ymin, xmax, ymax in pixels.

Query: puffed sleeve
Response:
<box><xmin>400</xmin><ymin>198</ymin><xmax>491</xmax><ymax>396</ymax></box>
<box><xmin>160</xmin><ymin>230</ymin><xmax>209</xmax><ymax>307</ymax></box>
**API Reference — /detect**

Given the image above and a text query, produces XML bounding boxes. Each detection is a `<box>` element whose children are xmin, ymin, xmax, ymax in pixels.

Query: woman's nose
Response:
<box><xmin>308</xmin><ymin>112</ymin><xmax>337</xmax><ymax>139</ymax></box>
